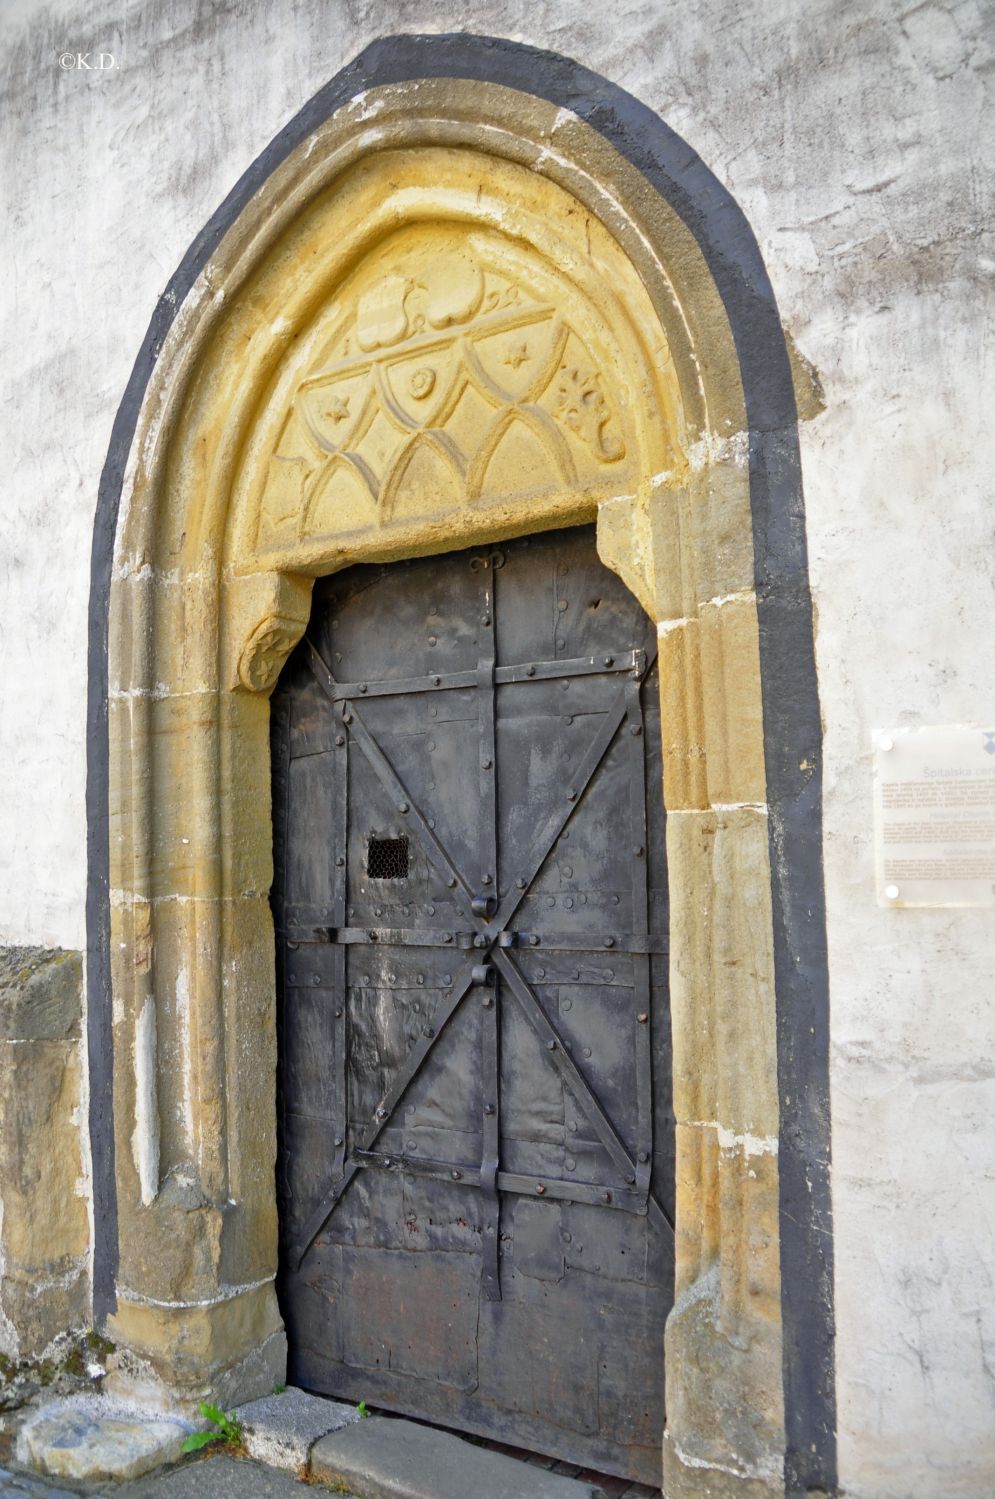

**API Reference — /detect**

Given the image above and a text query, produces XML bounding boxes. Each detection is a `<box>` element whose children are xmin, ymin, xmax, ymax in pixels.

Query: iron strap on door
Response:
<box><xmin>292</xmin><ymin>556</ymin><xmax>673</xmax><ymax>1282</ymax></box>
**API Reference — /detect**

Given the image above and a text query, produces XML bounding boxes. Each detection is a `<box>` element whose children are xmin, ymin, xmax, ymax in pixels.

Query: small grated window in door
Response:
<box><xmin>367</xmin><ymin>836</ymin><xmax>409</xmax><ymax>879</ymax></box>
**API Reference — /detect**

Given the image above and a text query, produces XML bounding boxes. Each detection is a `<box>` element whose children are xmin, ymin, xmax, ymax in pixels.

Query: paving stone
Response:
<box><xmin>17</xmin><ymin>1401</ymin><xmax>189</xmax><ymax>1483</ymax></box>
<box><xmin>236</xmin><ymin>1385</ymin><xmax>360</xmax><ymax>1471</ymax></box>
<box><xmin>0</xmin><ymin>1467</ymin><xmax>83</xmax><ymax>1498</ymax></box>
<box><xmin>310</xmin><ymin>1416</ymin><xmax>609</xmax><ymax>1499</ymax></box>
<box><xmin>115</xmin><ymin>1452</ymin><xmax>347</xmax><ymax>1497</ymax></box>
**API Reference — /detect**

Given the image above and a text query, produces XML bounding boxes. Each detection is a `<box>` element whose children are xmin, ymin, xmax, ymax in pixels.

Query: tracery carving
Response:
<box><xmin>253</xmin><ymin>233</ymin><xmax>631</xmax><ymax>554</ymax></box>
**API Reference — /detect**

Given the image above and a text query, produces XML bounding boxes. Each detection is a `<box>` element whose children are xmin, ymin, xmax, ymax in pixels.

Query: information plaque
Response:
<box><xmin>874</xmin><ymin>725</ymin><xmax>995</xmax><ymax>907</ymax></box>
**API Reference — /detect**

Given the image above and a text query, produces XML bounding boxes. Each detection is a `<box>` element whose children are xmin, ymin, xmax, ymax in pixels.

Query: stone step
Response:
<box><xmin>236</xmin><ymin>1386</ymin><xmax>361</xmax><ymax>1470</ymax></box>
<box><xmin>310</xmin><ymin>1416</ymin><xmax>610</xmax><ymax>1499</ymax></box>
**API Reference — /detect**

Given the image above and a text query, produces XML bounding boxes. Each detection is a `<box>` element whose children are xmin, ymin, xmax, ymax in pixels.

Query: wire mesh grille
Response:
<box><xmin>367</xmin><ymin>835</ymin><xmax>410</xmax><ymax>880</ymax></box>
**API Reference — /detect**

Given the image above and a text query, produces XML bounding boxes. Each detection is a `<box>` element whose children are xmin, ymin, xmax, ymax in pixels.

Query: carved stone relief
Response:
<box><xmin>251</xmin><ymin>229</ymin><xmax>634</xmax><ymax>558</ymax></box>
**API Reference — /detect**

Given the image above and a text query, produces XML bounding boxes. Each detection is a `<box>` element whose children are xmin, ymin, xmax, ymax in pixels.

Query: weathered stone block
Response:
<box><xmin>697</xmin><ymin>595</ymin><xmax>767</xmax><ymax>807</ymax></box>
<box><xmin>0</xmin><ymin>949</ymin><xmax>88</xmax><ymax>1360</ymax></box>
<box><xmin>310</xmin><ymin>1415</ymin><xmax>609</xmax><ymax>1499</ymax></box>
<box><xmin>107</xmin><ymin>1282</ymin><xmax>284</xmax><ymax>1400</ymax></box>
<box><xmin>17</xmin><ymin>1399</ymin><xmax>190</xmax><ymax>1483</ymax></box>
<box><xmin>238</xmin><ymin>1385</ymin><xmax>359</xmax><ymax>1471</ymax></box>
<box><xmin>0</xmin><ymin>949</ymin><xmax>81</xmax><ymax>1041</ymax></box>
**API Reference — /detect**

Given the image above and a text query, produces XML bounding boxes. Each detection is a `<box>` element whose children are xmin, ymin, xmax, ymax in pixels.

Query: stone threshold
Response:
<box><xmin>6</xmin><ymin>1388</ymin><xmax>659</xmax><ymax>1498</ymax></box>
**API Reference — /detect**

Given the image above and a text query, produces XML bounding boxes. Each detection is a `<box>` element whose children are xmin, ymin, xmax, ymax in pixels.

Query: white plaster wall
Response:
<box><xmin>1</xmin><ymin>1</ymin><xmax>992</xmax><ymax>1493</ymax></box>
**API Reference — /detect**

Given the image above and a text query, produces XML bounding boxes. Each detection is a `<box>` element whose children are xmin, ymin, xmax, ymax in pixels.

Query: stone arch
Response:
<box><xmin>88</xmin><ymin>40</ymin><xmax>834</xmax><ymax>1499</ymax></box>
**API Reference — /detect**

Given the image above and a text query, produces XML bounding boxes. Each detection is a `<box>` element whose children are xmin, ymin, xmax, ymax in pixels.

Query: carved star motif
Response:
<box><xmin>504</xmin><ymin>343</ymin><xmax>530</xmax><ymax>370</ymax></box>
<box><xmin>326</xmin><ymin>394</ymin><xmax>351</xmax><ymax>424</ymax></box>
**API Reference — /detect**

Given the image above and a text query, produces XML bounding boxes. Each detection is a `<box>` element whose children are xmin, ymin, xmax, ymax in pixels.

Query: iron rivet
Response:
<box><xmin>603</xmin><ymin>1191</ymin><xmax>612</xmax><ymax>1203</ymax></box>
<box><xmin>604</xmin><ymin>937</ymin><xmax>615</xmax><ymax>948</ymax></box>
<box><xmin>583</xmin><ymin>1046</ymin><xmax>592</xmax><ymax>1058</ymax></box>
<box><xmin>428</xmin><ymin>635</ymin><xmax>437</xmax><ymax>646</ymax></box>
<box><xmin>482</xmin><ymin>995</ymin><xmax>493</xmax><ymax>1009</ymax></box>
<box><xmin>536</xmin><ymin>1183</ymin><xmax>546</xmax><ymax>1195</ymax></box>
<box><xmin>537</xmin><ymin>967</ymin><xmax>546</xmax><ymax>979</ymax></box>
<box><xmin>312</xmin><ymin>975</ymin><xmax>321</xmax><ymax>986</ymax></box>
<box><xmin>529</xmin><ymin>935</ymin><xmax>540</xmax><ymax>946</ymax></box>
<box><xmin>399</xmin><ymin>802</ymin><xmax>409</xmax><ymax>814</ymax></box>
<box><xmin>474</xmin><ymin>934</ymin><xmax>487</xmax><ymax>948</ymax></box>
<box><xmin>604</xmin><ymin>655</ymin><xmax>614</xmax><ymax>667</ymax></box>
<box><xmin>482</xmin><ymin>757</ymin><xmax>492</xmax><ymax>769</ymax></box>
<box><xmin>342</xmin><ymin>710</ymin><xmax>353</xmax><ymax>724</ymax></box>
<box><xmin>630</xmin><ymin>724</ymin><xmax>642</xmax><ymax>736</ymax></box>
<box><xmin>560</xmin><ymin>996</ymin><xmax>571</xmax><ymax>1009</ymax></box>
<box><xmin>334</xmin><ymin>1136</ymin><xmax>343</xmax><ymax>1147</ymax></box>
<box><xmin>427</xmin><ymin>905</ymin><xmax>435</xmax><ymax>916</ymax></box>
<box><xmin>526</xmin><ymin>664</ymin><xmax>536</xmax><ymax>676</ymax></box>
<box><xmin>361</xmin><ymin>976</ymin><xmax>369</xmax><ymax>986</ymax></box>
<box><xmin>336</xmin><ymin>855</ymin><xmax>345</xmax><ymax>867</ymax></box>
<box><xmin>516</xmin><ymin>877</ymin><xmax>526</xmax><ymax>889</ymax></box>
<box><xmin>335</xmin><ymin>734</ymin><xmax>345</xmax><ymax>747</ymax></box>
<box><xmin>443</xmin><ymin>974</ymin><xmax>452</xmax><ymax>984</ymax></box>
<box><xmin>625</xmin><ymin>1173</ymin><xmax>636</xmax><ymax>1185</ymax></box>
<box><xmin>417</xmin><ymin>974</ymin><xmax>425</xmax><ymax>985</ymax></box>
<box><xmin>360</xmin><ymin>684</ymin><xmax>368</xmax><ymax>693</ymax></box>
<box><xmin>637</xmin><ymin>1012</ymin><xmax>649</xmax><ymax>1024</ymax></box>
<box><xmin>369</xmin><ymin>929</ymin><xmax>378</xmax><ymax>940</ymax></box>
<box><xmin>562</xmin><ymin>865</ymin><xmax>573</xmax><ymax>878</ymax></box>
<box><xmin>557</xmin><ymin>599</ymin><xmax>568</xmax><ymax>611</ymax></box>
<box><xmin>433</xmin><ymin>675</ymin><xmax>442</xmax><ymax>686</ymax></box>
<box><xmin>428</xmin><ymin>817</ymin><xmax>435</xmax><ymax>829</ymax></box>
<box><xmin>452</xmin><ymin>1169</ymin><xmax>462</xmax><ymax>1180</ymax></box>
<box><xmin>634</xmin><ymin>845</ymin><xmax>644</xmax><ymax>857</ymax></box>
<box><xmin>567</xmin><ymin>789</ymin><xmax>577</xmax><ymax>802</ymax></box>
<box><xmin>563</xmin><ymin>715</ymin><xmax>573</xmax><ymax>725</ymax></box>
<box><xmin>384</xmin><ymin>1158</ymin><xmax>392</xmax><ymax>1168</ymax></box>
<box><xmin>482</xmin><ymin>614</ymin><xmax>491</xmax><ymax>626</ymax></box>
<box><xmin>334</xmin><ymin>1006</ymin><xmax>342</xmax><ymax>1017</ymax></box>
<box><xmin>556</xmin><ymin>637</ymin><xmax>566</xmax><ymax>649</ymax></box>
<box><xmin>565</xmin><ymin>1158</ymin><xmax>576</xmax><ymax>1172</ymax></box>
<box><xmin>638</xmin><ymin>1151</ymin><xmax>650</xmax><ymax>1163</ymax></box>
<box><xmin>484</xmin><ymin>1103</ymin><xmax>495</xmax><ymax>1116</ymax></box>
<box><xmin>424</xmin><ymin>1026</ymin><xmax>435</xmax><ymax>1038</ymax></box>
<box><xmin>546</xmin><ymin>1039</ymin><xmax>556</xmax><ymax>1051</ymax></box>
<box><xmin>482</xmin><ymin>873</ymin><xmax>493</xmax><ymax>885</ymax></box>
<box><xmin>443</xmin><ymin>933</ymin><xmax>453</xmax><ymax>943</ymax></box>
<box><xmin>447</xmin><ymin>876</ymin><xmax>457</xmax><ymax>888</ymax></box>
<box><xmin>287</xmin><ymin>940</ymin><xmax>298</xmax><ymax>950</ymax></box>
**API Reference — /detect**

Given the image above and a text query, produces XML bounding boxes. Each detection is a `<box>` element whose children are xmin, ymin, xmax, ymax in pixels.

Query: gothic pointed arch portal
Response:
<box><xmin>89</xmin><ymin>41</ymin><xmax>834</xmax><ymax>1499</ymax></box>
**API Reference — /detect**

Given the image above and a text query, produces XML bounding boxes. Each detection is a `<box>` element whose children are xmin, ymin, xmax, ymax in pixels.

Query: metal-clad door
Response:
<box><xmin>271</xmin><ymin>526</ymin><xmax>673</xmax><ymax>1484</ymax></box>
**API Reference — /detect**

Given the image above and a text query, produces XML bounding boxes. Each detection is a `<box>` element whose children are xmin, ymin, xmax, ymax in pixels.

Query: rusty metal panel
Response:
<box><xmin>272</xmin><ymin>527</ymin><xmax>673</xmax><ymax>1486</ymax></box>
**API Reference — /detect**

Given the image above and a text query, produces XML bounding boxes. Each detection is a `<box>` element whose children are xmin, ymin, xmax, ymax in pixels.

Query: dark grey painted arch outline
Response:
<box><xmin>86</xmin><ymin>33</ymin><xmax>835</xmax><ymax>1497</ymax></box>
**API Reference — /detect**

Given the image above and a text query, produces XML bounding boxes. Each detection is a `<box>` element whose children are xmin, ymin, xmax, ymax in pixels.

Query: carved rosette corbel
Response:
<box><xmin>229</xmin><ymin>572</ymin><xmax>314</xmax><ymax>694</ymax></box>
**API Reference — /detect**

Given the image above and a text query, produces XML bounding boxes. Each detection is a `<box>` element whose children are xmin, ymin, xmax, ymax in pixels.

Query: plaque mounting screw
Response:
<box><xmin>637</xmin><ymin>1012</ymin><xmax>649</xmax><ymax>1024</ymax></box>
<box><xmin>885</xmin><ymin>884</ymin><xmax>900</xmax><ymax>900</ymax></box>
